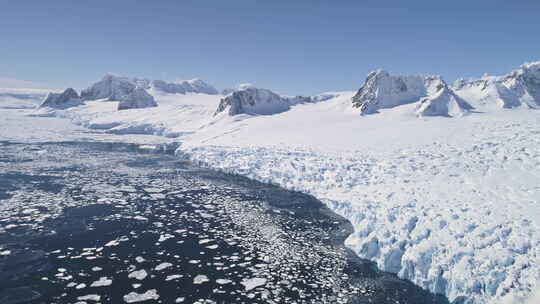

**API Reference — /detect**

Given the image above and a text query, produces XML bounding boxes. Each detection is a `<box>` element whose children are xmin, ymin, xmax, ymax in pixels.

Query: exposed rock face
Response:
<box><xmin>39</xmin><ymin>88</ymin><xmax>82</xmax><ymax>108</ymax></box>
<box><xmin>81</xmin><ymin>74</ymin><xmax>136</xmax><ymax>101</ymax></box>
<box><xmin>117</xmin><ymin>87</ymin><xmax>158</xmax><ymax>110</ymax></box>
<box><xmin>453</xmin><ymin>61</ymin><xmax>540</xmax><ymax>109</ymax></box>
<box><xmin>519</xmin><ymin>62</ymin><xmax>540</xmax><ymax>103</ymax></box>
<box><xmin>215</xmin><ymin>85</ymin><xmax>313</xmax><ymax>116</ymax></box>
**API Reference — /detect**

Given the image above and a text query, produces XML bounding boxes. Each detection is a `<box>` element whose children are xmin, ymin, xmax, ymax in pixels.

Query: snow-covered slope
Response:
<box><xmin>454</xmin><ymin>61</ymin><xmax>540</xmax><ymax>110</ymax></box>
<box><xmin>39</xmin><ymin>92</ymin><xmax>223</xmax><ymax>137</ymax></box>
<box><xmin>0</xmin><ymin>88</ymin><xmax>49</xmax><ymax>109</ymax></box>
<box><xmin>352</xmin><ymin>70</ymin><xmax>472</xmax><ymax>116</ymax></box>
<box><xmin>40</xmin><ymin>88</ymin><xmax>82</xmax><ymax>109</ymax></box>
<box><xmin>215</xmin><ymin>84</ymin><xmax>314</xmax><ymax>116</ymax></box>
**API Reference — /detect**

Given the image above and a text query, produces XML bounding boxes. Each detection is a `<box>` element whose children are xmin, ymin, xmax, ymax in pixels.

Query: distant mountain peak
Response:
<box><xmin>117</xmin><ymin>86</ymin><xmax>157</xmax><ymax>110</ymax></box>
<box><xmin>416</xmin><ymin>84</ymin><xmax>473</xmax><ymax>117</ymax></box>
<box><xmin>81</xmin><ymin>74</ymin><xmax>219</xmax><ymax>102</ymax></box>
<box><xmin>81</xmin><ymin>74</ymin><xmax>136</xmax><ymax>101</ymax></box>
<box><xmin>453</xmin><ymin>60</ymin><xmax>540</xmax><ymax>109</ymax></box>
<box><xmin>150</xmin><ymin>78</ymin><xmax>218</xmax><ymax>95</ymax></box>
<box><xmin>215</xmin><ymin>86</ymin><xmax>316</xmax><ymax>116</ymax></box>
<box><xmin>40</xmin><ymin>88</ymin><xmax>82</xmax><ymax>109</ymax></box>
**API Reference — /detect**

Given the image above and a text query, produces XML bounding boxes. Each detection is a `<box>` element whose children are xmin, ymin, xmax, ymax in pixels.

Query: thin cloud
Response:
<box><xmin>0</xmin><ymin>77</ymin><xmax>49</xmax><ymax>89</ymax></box>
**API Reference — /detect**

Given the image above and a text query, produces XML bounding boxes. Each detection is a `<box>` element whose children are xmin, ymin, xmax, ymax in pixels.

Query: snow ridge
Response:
<box><xmin>454</xmin><ymin>61</ymin><xmax>540</xmax><ymax>109</ymax></box>
<box><xmin>80</xmin><ymin>74</ymin><xmax>217</xmax><ymax>110</ymax></box>
<box><xmin>149</xmin><ymin>78</ymin><xmax>218</xmax><ymax>95</ymax></box>
<box><xmin>352</xmin><ymin>70</ymin><xmax>472</xmax><ymax>116</ymax></box>
<box><xmin>416</xmin><ymin>82</ymin><xmax>473</xmax><ymax>117</ymax></box>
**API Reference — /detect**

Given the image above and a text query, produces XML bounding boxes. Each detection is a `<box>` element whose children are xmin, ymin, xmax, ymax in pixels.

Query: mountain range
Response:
<box><xmin>37</xmin><ymin>61</ymin><xmax>540</xmax><ymax>118</ymax></box>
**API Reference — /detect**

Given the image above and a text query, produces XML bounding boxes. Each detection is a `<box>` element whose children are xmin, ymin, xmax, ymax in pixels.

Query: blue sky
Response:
<box><xmin>1</xmin><ymin>0</ymin><xmax>539</xmax><ymax>95</ymax></box>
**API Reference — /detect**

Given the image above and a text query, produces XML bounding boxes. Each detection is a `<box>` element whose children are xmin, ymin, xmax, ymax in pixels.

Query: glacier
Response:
<box><xmin>2</xmin><ymin>62</ymin><xmax>540</xmax><ymax>304</ymax></box>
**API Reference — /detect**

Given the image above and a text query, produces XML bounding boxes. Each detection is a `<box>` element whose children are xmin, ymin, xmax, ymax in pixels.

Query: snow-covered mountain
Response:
<box><xmin>454</xmin><ymin>61</ymin><xmax>540</xmax><ymax>109</ymax></box>
<box><xmin>215</xmin><ymin>84</ymin><xmax>315</xmax><ymax>116</ymax></box>
<box><xmin>148</xmin><ymin>78</ymin><xmax>218</xmax><ymax>95</ymax></box>
<box><xmin>416</xmin><ymin>82</ymin><xmax>473</xmax><ymax>117</ymax></box>
<box><xmin>40</xmin><ymin>88</ymin><xmax>82</xmax><ymax>109</ymax></box>
<box><xmin>117</xmin><ymin>87</ymin><xmax>157</xmax><ymax>110</ymax></box>
<box><xmin>79</xmin><ymin>74</ymin><xmax>156</xmax><ymax>110</ymax></box>
<box><xmin>81</xmin><ymin>74</ymin><xmax>218</xmax><ymax>109</ymax></box>
<box><xmin>83</xmin><ymin>74</ymin><xmax>218</xmax><ymax>96</ymax></box>
<box><xmin>81</xmin><ymin>74</ymin><xmax>137</xmax><ymax>102</ymax></box>
<box><xmin>352</xmin><ymin>70</ymin><xmax>473</xmax><ymax>117</ymax></box>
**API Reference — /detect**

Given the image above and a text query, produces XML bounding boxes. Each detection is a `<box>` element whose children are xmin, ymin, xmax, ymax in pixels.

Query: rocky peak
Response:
<box><xmin>39</xmin><ymin>88</ymin><xmax>82</xmax><ymax>108</ymax></box>
<box><xmin>215</xmin><ymin>86</ymin><xmax>287</xmax><ymax>116</ymax></box>
<box><xmin>453</xmin><ymin>61</ymin><xmax>540</xmax><ymax>109</ymax></box>
<box><xmin>82</xmin><ymin>73</ymin><xmax>219</xmax><ymax>101</ymax></box>
<box><xmin>352</xmin><ymin>70</ymin><xmax>445</xmax><ymax>114</ymax></box>
<box><xmin>81</xmin><ymin>74</ymin><xmax>136</xmax><ymax>101</ymax></box>
<box><xmin>508</xmin><ymin>61</ymin><xmax>540</xmax><ymax>103</ymax></box>
<box><xmin>215</xmin><ymin>85</ymin><xmax>314</xmax><ymax>116</ymax></box>
<box><xmin>416</xmin><ymin>84</ymin><xmax>473</xmax><ymax>117</ymax></box>
<box><xmin>117</xmin><ymin>87</ymin><xmax>157</xmax><ymax>110</ymax></box>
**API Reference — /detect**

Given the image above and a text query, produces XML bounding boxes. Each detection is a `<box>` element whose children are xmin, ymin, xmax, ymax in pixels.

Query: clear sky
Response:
<box><xmin>1</xmin><ymin>0</ymin><xmax>539</xmax><ymax>95</ymax></box>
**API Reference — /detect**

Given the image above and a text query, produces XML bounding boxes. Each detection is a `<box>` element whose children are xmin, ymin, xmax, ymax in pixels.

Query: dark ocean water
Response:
<box><xmin>0</xmin><ymin>141</ymin><xmax>449</xmax><ymax>304</ymax></box>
